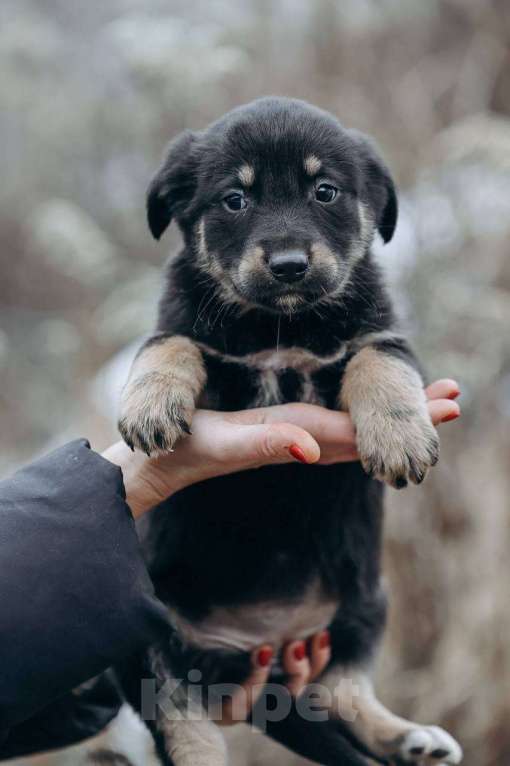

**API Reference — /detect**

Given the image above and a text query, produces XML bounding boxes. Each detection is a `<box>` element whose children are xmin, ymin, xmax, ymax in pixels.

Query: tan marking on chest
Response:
<box><xmin>197</xmin><ymin>343</ymin><xmax>347</xmax><ymax>373</ymax></box>
<box><xmin>169</xmin><ymin>582</ymin><xmax>338</xmax><ymax>652</ymax></box>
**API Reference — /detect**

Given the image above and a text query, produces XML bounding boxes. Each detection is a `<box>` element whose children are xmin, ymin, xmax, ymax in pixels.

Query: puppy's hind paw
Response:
<box><xmin>393</xmin><ymin>726</ymin><xmax>462</xmax><ymax>765</ymax></box>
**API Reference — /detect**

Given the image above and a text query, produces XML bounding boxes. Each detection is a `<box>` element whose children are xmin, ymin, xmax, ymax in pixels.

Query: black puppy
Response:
<box><xmin>116</xmin><ymin>98</ymin><xmax>462</xmax><ymax>766</ymax></box>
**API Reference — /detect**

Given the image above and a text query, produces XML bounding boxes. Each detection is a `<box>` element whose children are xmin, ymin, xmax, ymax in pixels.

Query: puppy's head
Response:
<box><xmin>147</xmin><ymin>97</ymin><xmax>397</xmax><ymax>314</ymax></box>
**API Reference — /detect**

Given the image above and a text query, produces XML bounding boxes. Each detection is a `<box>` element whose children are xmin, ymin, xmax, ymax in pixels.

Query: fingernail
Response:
<box><xmin>257</xmin><ymin>647</ymin><xmax>273</xmax><ymax>667</ymax></box>
<box><xmin>447</xmin><ymin>390</ymin><xmax>460</xmax><ymax>400</ymax></box>
<box><xmin>293</xmin><ymin>642</ymin><xmax>306</xmax><ymax>661</ymax></box>
<box><xmin>289</xmin><ymin>444</ymin><xmax>307</xmax><ymax>464</ymax></box>
<box><xmin>441</xmin><ymin>411</ymin><xmax>459</xmax><ymax>423</ymax></box>
<box><xmin>319</xmin><ymin>630</ymin><xmax>330</xmax><ymax>650</ymax></box>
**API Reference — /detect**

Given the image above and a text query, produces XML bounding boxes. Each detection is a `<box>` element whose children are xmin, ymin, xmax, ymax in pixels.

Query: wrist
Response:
<box><xmin>102</xmin><ymin>442</ymin><xmax>179</xmax><ymax>518</ymax></box>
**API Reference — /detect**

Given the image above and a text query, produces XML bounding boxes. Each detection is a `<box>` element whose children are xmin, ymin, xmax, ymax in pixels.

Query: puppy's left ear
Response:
<box><xmin>147</xmin><ymin>130</ymin><xmax>199</xmax><ymax>240</ymax></box>
<box><xmin>350</xmin><ymin>131</ymin><xmax>398</xmax><ymax>244</ymax></box>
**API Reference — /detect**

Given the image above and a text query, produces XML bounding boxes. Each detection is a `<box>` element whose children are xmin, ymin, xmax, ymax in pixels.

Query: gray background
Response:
<box><xmin>1</xmin><ymin>1</ymin><xmax>510</xmax><ymax>764</ymax></box>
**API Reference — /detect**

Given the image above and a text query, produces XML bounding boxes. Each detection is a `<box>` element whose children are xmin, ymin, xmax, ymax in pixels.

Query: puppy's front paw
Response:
<box><xmin>356</xmin><ymin>408</ymin><xmax>439</xmax><ymax>489</ymax></box>
<box><xmin>118</xmin><ymin>372</ymin><xmax>194</xmax><ymax>455</ymax></box>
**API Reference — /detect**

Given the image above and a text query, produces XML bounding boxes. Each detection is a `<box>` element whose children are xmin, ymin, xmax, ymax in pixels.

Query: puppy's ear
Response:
<box><xmin>147</xmin><ymin>130</ymin><xmax>198</xmax><ymax>240</ymax></box>
<box><xmin>350</xmin><ymin>131</ymin><xmax>398</xmax><ymax>244</ymax></box>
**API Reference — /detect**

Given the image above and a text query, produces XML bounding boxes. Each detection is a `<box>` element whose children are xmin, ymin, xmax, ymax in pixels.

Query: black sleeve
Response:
<box><xmin>0</xmin><ymin>439</ymin><xmax>170</xmax><ymax>755</ymax></box>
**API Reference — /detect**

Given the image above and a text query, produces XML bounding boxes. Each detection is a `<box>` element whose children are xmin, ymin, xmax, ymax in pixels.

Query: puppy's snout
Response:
<box><xmin>268</xmin><ymin>251</ymin><xmax>309</xmax><ymax>284</ymax></box>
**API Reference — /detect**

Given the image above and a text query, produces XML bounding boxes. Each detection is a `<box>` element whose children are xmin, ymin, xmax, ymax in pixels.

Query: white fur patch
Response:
<box><xmin>159</xmin><ymin>717</ymin><xmax>227</xmax><ymax>766</ymax></box>
<box><xmin>304</xmin><ymin>154</ymin><xmax>322</xmax><ymax>175</ymax></box>
<box><xmin>301</xmin><ymin>372</ymin><xmax>323</xmax><ymax>404</ymax></box>
<box><xmin>276</xmin><ymin>293</ymin><xmax>303</xmax><ymax>314</ymax></box>
<box><xmin>237</xmin><ymin>164</ymin><xmax>255</xmax><ymax>187</ymax></box>
<box><xmin>253</xmin><ymin>368</ymin><xmax>282</xmax><ymax>406</ymax></box>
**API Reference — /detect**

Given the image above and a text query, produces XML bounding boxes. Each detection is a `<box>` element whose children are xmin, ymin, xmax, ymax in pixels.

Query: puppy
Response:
<box><xmin>116</xmin><ymin>98</ymin><xmax>462</xmax><ymax>766</ymax></box>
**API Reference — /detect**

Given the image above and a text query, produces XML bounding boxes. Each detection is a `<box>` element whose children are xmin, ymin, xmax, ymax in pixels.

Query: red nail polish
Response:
<box><xmin>293</xmin><ymin>642</ymin><xmax>306</xmax><ymax>661</ymax></box>
<box><xmin>289</xmin><ymin>444</ymin><xmax>307</xmax><ymax>464</ymax></box>
<box><xmin>257</xmin><ymin>647</ymin><xmax>273</xmax><ymax>667</ymax></box>
<box><xmin>441</xmin><ymin>411</ymin><xmax>459</xmax><ymax>423</ymax></box>
<box><xmin>319</xmin><ymin>631</ymin><xmax>330</xmax><ymax>650</ymax></box>
<box><xmin>447</xmin><ymin>390</ymin><xmax>460</xmax><ymax>400</ymax></box>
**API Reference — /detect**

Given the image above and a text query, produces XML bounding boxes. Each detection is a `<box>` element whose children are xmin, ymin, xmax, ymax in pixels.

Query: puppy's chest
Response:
<box><xmin>198</xmin><ymin>344</ymin><xmax>348</xmax><ymax>408</ymax></box>
<box><xmin>169</xmin><ymin>581</ymin><xmax>338</xmax><ymax>653</ymax></box>
<box><xmin>254</xmin><ymin>365</ymin><xmax>320</xmax><ymax>407</ymax></box>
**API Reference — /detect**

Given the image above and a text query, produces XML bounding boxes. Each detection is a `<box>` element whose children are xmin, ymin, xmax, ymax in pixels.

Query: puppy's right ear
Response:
<box><xmin>147</xmin><ymin>130</ymin><xmax>198</xmax><ymax>240</ymax></box>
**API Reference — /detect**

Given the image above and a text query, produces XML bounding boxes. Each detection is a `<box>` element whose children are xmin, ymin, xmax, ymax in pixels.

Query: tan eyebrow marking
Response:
<box><xmin>304</xmin><ymin>154</ymin><xmax>322</xmax><ymax>176</ymax></box>
<box><xmin>238</xmin><ymin>164</ymin><xmax>255</xmax><ymax>187</ymax></box>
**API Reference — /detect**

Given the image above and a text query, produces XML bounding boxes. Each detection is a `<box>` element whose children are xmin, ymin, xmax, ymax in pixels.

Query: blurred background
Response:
<box><xmin>1</xmin><ymin>0</ymin><xmax>510</xmax><ymax>764</ymax></box>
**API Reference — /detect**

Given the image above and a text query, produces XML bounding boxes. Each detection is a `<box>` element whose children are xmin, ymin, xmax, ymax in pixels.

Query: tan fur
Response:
<box><xmin>118</xmin><ymin>336</ymin><xmax>206</xmax><ymax>454</ymax></box>
<box><xmin>193</xmin><ymin>341</ymin><xmax>342</xmax><ymax>408</ymax></box>
<box><xmin>319</xmin><ymin>667</ymin><xmax>462</xmax><ymax>763</ymax></box>
<box><xmin>314</xmin><ymin>203</ymin><xmax>375</xmax><ymax>304</ymax></box>
<box><xmin>357</xmin><ymin>201</ymin><xmax>375</xmax><ymax>246</ymax></box>
<box><xmin>275</xmin><ymin>293</ymin><xmax>303</xmax><ymax>314</ymax></box>
<box><xmin>304</xmin><ymin>154</ymin><xmax>322</xmax><ymax>175</ymax></box>
<box><xmin>159</xmin><ymin>716</ymin><xmax>227</xmax><ymax>766</ymax></box>
<box><xmin>196</xmin><ymin>341</ymin><xmax>348</xmax><ymax>374</ymax></box>
<box><xmin>252</xmin><ymin>368</ymin><xmax>283</xmax><ymax>407</ymax></box>
<box><xmin>168</xmin><ymin>580</ymin><xmax>337</xmax><ymax>653</ymax></box>
<box><xmin>340</xmin><ymin>346</ymin><xmax>439</xmax><ymax>487</ymax></box>
<box><xmin>196</xmin><ymin>218</ymin><xmax>246</xmax><ymax>308</ymax></box>
<box><xmin>310</xmin><ymin>241</ymin><xmax>340</xmax><ymax>272</ymax></box>
<box><xmin>237</xmin><ymin>163</ymin><xmax>255</xmax><ymax>187</ymax></box>
<box><xmin>345</xmin><ymin>201</ymin><xmax>375</xmax><ymax>267</ymax></box>
<box><xmin>324</xmin><ymin>202</ymin><xmax>376</xmax><ymax>300</ymax></box>
<box><xmin>236</xmin><ymin>245</ymin><xmax>265</xmax><ymax>286</ymax></box>
<box><xmin>196</xmin><ymin>219</ymin><xmax>223</xmax><ymax>281</ymax></box>
<box><xmin>236</xmin><ymin>245</ymin><xmax>309</xmax><ymax>316</ymax></box>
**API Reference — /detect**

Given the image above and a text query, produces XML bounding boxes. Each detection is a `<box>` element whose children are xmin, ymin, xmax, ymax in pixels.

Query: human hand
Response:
<box><xmin>102</xmin><ymin>379</ymin><xmax>460</xmax><ymax>518</ymax></box>
<box><xmin>218</xmin><ymin>632</ymin><xmax>331</xmax><ymax>725</ymax></box>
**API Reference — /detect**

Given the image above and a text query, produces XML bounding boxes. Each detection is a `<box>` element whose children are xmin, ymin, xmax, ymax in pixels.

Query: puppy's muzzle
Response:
<box><xmin>269</xmin><ymin>250</ymin><xmax>309</xmax><ymax>284</ymax></box>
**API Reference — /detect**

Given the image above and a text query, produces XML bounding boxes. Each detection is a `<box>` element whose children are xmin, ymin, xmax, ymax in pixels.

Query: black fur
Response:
<box><xmin>117</xmin><ymin>98</ymin><xmax>422</xmax><ymax>765</ymax></box>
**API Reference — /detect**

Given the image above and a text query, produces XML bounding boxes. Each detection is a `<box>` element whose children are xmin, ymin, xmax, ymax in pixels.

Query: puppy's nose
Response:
<box><xmin>268</xmin><ymin>251</ymin><xmax>309</xmax><ymax>283</ymax></box>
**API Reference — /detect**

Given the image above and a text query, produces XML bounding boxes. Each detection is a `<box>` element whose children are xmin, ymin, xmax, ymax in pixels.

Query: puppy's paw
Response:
<box><xmin>356</xmin><ymin>408</ymin><xmax>439</xmax><ymax>489</ymax></box>
<box><xmin>118</xmin><ymin>372</ymin><xmax>194</xmax><ymax>456</ymax></box>
<box><xmin>393</xmin><ymin>725</ymin><xmax>462</xmax><ymax>764</ymax></box>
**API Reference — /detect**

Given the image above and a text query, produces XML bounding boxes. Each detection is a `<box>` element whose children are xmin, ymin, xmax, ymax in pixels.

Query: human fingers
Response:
<box><xmin>218</xmin><ymin>646</ymin><xmax>273</xmax><ymax>725</ymax></box>
<box><xmin>308</xmin><ymin>630</ymin><xmax>331</xmax><ymax>680</ymax></box>
<box><xmin>425</xmin><ymin>379</ymin><xmax>460</xmax><ymax>401</ymax></box>
<box><xmin>281</xmin><ymin>641</ymin><xmax>311</xmax><ymax>697</ymax></box>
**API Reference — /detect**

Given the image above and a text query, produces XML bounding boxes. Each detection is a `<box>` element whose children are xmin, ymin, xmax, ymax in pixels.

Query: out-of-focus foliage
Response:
<box><xmin>2</xmin><ymin>1</ymin><xmax>510</xmax><ymax>765</ymax></box>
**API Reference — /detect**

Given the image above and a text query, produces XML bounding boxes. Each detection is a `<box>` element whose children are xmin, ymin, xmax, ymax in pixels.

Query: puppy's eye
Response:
<box><xmin>223</xmin><ymin>192</ymin><xmax>247</xmax><ymax>212</ymax></box>
<box><xmin>315</xmin><ymin>184</ymin><xmax>338</xmax><ymax>204</ymax></box>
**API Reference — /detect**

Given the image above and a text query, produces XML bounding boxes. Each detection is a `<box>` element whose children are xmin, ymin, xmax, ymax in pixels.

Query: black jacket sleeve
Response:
<box><xmin>0</xmin><ymin>439</ymin><xmax>169</xmax><ymax>758</ymax></box>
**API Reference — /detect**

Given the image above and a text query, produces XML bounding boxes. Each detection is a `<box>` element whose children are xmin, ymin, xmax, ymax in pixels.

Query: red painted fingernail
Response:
<box><xmin>289</xmin><ymin>444</ymin><xmax>308</xmax><ymax>464</ymax></box>
<box><xmin>257</xmin><ymin>647</ymin><xmax>273</xmax><ymax>667</ymax></box>
<box><xmin>441</xmin><ymin>411</ymin><xmax>460</xmax><ymax>423</ymax></box>
<box><xmin>447</xmin><ymin>390</ymin><xmax>460</xmax><ymax>400</ymax></box>
<box><xmin>293</xmin><ymin>642</ymin><xmax>306</xmax><ymax>661</ymax></box>
<box><xmin>319</xmin><ymin>630</ymin><xmax>330</xmax><ymax>650</ymax></box>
